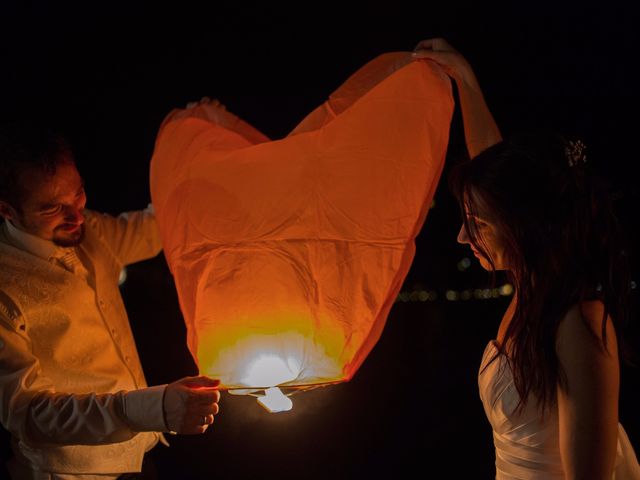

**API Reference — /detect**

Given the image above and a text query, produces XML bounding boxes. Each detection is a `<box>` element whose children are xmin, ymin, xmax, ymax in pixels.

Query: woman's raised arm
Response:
<box><xmin>412</xmin><ymin>38</ymin><xmax>502</xmax><ymax>158</ymax></box>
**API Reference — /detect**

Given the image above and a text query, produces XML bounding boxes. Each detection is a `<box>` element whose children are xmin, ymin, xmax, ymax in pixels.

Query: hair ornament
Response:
<box><xmin>565</xmin><ymin>139</ymin><xmax>587</xmax><ymax>167</ymax></box>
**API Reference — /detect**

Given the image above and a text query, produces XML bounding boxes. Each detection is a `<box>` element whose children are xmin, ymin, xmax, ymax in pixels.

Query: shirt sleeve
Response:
<box><xmin>84</xmin><ymin>205</ymin><xmax>163</xmax><ymax>267</ymax></box>
<box><xmin>0</xmin><ymin>314</ymin><xmax>168</xmax><ymax>446</ymax></box>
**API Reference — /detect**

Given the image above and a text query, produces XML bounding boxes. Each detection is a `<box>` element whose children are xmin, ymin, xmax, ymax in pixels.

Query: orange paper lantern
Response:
<box><xmin>150</xmin><ymin>53</ymin><xmax>453</xmax><ymax>402</ymax></box>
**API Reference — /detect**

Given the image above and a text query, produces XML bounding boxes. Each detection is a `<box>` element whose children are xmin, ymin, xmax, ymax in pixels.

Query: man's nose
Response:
<box><xmin>63</xmin><ymin>206</ymin><xmax>84</xmax><ymax>224</ymax></box>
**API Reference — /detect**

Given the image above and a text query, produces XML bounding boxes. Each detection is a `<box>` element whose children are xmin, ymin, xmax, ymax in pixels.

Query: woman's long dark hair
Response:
<box><xmin>449</xmin><ymin>133</ymin><xmax>631</xmax><ymax>413</ymax></box>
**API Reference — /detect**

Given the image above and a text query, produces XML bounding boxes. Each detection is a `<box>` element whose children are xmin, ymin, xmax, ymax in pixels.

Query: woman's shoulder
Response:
<box><xmin>556</xmin><ymin>300</ymin><xmax>618</xmax><ymax>358</ymax></box>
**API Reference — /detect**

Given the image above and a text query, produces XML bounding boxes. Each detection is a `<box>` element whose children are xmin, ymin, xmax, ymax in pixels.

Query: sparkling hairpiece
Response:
<box><xmin>565</xmin><ymin>140</ymin><xmax>587</xmax><ymax>167</ymax></box>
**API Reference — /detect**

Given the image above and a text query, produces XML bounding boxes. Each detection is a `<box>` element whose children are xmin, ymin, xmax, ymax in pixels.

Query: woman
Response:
<box><xmin>413</xmin><ymin>39</ymin><xmax>640</xmax><ymax>479</ymax></box>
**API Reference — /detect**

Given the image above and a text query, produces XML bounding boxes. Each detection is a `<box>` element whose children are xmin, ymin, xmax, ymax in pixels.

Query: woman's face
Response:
<box><xmin>456</xmin><ymin>189</ymin><xmax>510</xmax><ymax>271</ymax></box>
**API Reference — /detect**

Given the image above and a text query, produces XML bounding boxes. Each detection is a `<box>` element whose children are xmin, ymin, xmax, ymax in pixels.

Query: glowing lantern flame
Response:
<box><xmin>257</xmin><ymin>388</ymin><xmax>293</xmax><ymax>413</ymax></box>
<box><xmin>150</xmin><ymin>52</ymin><xmax>454</xmax><ymax>409</ymax></box>
<box><xmin>234</xmin><ymin>349</ymin><xmax>307</xmax><ymax>410</ymax></box>
<box><xmin>241</xmin><ymin>353</ymin><xmax>301</xmax><ymax>387</ymax></box>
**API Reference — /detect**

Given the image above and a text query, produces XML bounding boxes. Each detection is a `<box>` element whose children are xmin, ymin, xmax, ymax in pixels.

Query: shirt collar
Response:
<box><xmin>3</xmin><ymin>219</ymin><xmax>64</xmax><ymax>261</ymax></box>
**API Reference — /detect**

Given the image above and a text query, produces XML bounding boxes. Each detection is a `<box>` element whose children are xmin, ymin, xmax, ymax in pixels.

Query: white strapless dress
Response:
<box><xmin>479</xmin><ymin>341</ymin><xmax>640</xmax><ymax>479</ymax></box>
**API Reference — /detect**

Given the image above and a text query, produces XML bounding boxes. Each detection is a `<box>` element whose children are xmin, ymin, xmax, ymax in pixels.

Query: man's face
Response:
<box><xmin>1</xmin><ymin>161</ymin><xmax>87</xmax><ymax>247</ymax></box>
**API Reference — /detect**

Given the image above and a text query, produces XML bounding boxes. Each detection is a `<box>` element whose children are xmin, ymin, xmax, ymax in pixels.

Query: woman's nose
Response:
<box><xmin>457</xmin><ymin>224</ymin><xmax>469</xmax><ymax>245</ymax></box>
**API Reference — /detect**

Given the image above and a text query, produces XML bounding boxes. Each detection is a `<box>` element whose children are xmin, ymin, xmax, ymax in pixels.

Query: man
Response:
<box><xmin>0</xmin><ymin>124</ymin><xmax>220</xmax><ymax>479</ymax></box>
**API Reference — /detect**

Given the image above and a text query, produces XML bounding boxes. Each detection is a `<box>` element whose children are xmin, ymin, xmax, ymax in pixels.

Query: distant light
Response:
<box><xmin>257</xmin><ymin>387</ymin><xmax>293</xmax><ymax>413</ymax></box>
<box><xmin>474</xmin><ymin>288</ymin><xmax>492</xmax><ymax>300</ymax></box>
<box><xmin>457</xmin><ymin>257</ymin><xmax>472</xmax><ymax>271</ymax></box>
<box><xmin>499</xmin><ymin>283</ymin><xmax>514</xmax><ymax>296</ymax></box>
<box><xmin>118</xmin><ymin>268</ymin><xmax>127</xmax><ymax>286</ymax></box>
<box><xmin>396</xmin><ymin>285</ymin><xmax>513</xmax><ymax>303</ymax></box>
<box><xmin>445</xmin><ymin>290</ymin><xmax>459</xmax><ymax>301</ymax></box>
<box><xmin>631</xmin><ymin>280</ymin><xmax>637</xmax><ymax>290</ymax></box>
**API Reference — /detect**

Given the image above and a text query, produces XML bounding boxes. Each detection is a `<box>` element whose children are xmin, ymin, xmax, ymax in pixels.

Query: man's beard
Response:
<box><xmin>53</xmin><ymin>224</ymin><xmax>85</xmax><ymax>247</ymax></box>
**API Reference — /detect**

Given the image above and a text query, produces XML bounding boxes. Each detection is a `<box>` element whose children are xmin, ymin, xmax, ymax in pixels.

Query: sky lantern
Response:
<box><xmin>150</xmin><ymin>53</ymin><xmax>453</xmax><ymax>411</ymax></box>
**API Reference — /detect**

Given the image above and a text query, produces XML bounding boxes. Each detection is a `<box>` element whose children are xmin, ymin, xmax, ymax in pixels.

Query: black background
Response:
<box><xmin>1</xmin><ymin>2</ymin><xmax>639</xmax><ymax>478</ymax></box>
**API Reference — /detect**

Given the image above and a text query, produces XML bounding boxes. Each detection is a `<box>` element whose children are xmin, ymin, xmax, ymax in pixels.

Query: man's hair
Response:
<box><xmin>0</xmin><ymin>121</ymin><xmax>74</xmax><ymax>207</ymax></box>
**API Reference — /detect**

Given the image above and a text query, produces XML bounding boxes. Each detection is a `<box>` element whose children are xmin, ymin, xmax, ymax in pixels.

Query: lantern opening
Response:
<box><xmin>257</xmin><ymin>387</ymin><xmax>293</xmax><ymax>413</ymax></box>
<box><xmin>203</xmin><ymin>332</ymin><xmax>344</xmax><ymax>391</ymax></box>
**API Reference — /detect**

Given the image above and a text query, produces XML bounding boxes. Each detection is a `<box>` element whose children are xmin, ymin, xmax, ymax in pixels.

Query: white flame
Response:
<box><xmin>208</xmin><ymin>332</ymin><xmax>342</xmax><ymax>393</ymax></box>
<box><xmin>238</xmin><ymin>354</ymin><xmax>301</xmax><ymax>412</ymax></box>
<box><xmin>241</xmin><ymin>353</ymin><xmax>301</xmax><ymax>387</ymax></box>
<box><xmin>257</xmin><ymin>387</ymin><xmax>293</xmax><ymax>413</ymax></box>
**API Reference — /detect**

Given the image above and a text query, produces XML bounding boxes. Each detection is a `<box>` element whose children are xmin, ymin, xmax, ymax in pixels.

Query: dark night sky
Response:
<box><xmin>1</xmin><ymin>2</ymin><xmax>639</xmax><ymax>478</ymax></box>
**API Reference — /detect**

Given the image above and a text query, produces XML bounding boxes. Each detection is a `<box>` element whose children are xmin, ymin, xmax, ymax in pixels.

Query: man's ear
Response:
<box><xmin>0</xmin><ymin>200</ymin><xmax>17</xmax><ymax>222</ymax></box>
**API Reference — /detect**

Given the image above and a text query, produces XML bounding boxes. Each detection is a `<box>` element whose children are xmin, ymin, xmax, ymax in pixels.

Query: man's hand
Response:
<box><xmin>163</xmin><ymin>376</ymin><xmax>221</xmax><ymax>434</ymax></box>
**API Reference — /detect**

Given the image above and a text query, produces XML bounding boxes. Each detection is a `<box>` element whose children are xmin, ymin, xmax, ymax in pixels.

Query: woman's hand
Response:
<box><xmin>412</xmin><ymin>37</ymin><xmax>501</xmax><ymax>157</ymax></box>
<box><xmin>412</xmin><ymin>38</ymin><xmax>475</xmax><ymax>87</ymax></box>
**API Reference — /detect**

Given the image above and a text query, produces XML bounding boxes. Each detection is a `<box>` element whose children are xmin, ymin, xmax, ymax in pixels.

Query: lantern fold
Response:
<box><xmin>150</xmin><ymin>53</ymin><xmax>454</xmax><ymax>391</ymax></box>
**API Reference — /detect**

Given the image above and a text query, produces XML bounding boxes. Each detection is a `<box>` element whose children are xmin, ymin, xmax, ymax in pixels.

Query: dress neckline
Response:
<box><xmin>483</xmin><ymin>339</ymin><xmax>507</xmax><ymax>362</ymax></box>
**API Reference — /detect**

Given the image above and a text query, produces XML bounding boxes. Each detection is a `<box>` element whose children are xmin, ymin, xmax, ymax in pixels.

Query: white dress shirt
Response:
<box><xmin>0</xmin><ymin>208</ymin><xmax>168</xmax><ymax>479</ymax></box>
<box><xmin>3</xmin><ymin>220</ymin><xmax>90</xmax><ymax>282</ymax></box>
